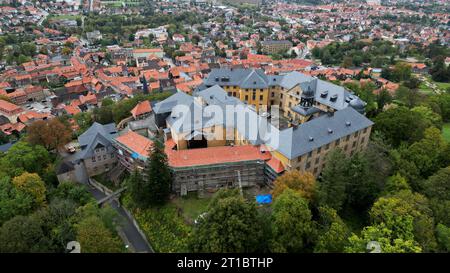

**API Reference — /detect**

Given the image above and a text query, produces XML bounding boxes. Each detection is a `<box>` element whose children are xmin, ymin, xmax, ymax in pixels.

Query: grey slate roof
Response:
<box><xmin>195</xmin><ymin>85</ymin><xmax>242</xmax><ymax>106</ymax></box>
<box><xmin>153</xmin><ymin>91</ymin><xmax>194</xmax><ymax>114</ymax></box>
<box><xmin>160</xmin><ymin>72</ymin><xmax>374</xmax><ymax>160</ymax></box>
<box><xmin>278</xmin><ymin>71</ymin><xmax>313</xmax><ymax>89</ymax></box>
<box><xmin>273</xmin><ymin>107</ymin><xmax>374</xmax><ymax>159</ymax></box>
<box><xmin>56</xmin><ymin>160</ymin><xmax>75</xmax><ymax>175</ymax></box>
<box><xmin>292</xmin><ymin>105</ymin><xmax>321</xmax><ymax>116</ymax></box>
<box><xmin>204</xmin><ymin>68</ymin><xmax>269</xmax><ymax>89</ymax></box>
<box><xmin>75</xmin><ymin>122</ymin><xmax>118</xmax><ymax>160</ymax></box>
<box><xmin>204</xmin><ymin>69</ymin><xmax>356</xmax><ymax>112</ymax></box>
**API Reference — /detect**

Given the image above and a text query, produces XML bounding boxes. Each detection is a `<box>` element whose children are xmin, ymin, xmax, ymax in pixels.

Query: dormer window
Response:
<box><xmin>330</xmin><ymin>94</ymin><xmax>338</xmax><ymax>102</ymax></box>
<box><xmin>320</xmin><ymin>90</ymin><xmax>328</xmax><ymax>98</ymax></box>
<box><xmin>346</xmin><ymin>121</ymin><xmax>351</xmax><ymax>126</ymax></box>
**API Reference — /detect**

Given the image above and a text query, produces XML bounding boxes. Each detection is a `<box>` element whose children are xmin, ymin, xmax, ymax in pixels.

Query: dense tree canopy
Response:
<box><xmin>272</xmin><ymin>170</ymin><xmax>316</xmax><ymax>200</ymax></box>
<box><xmin>271</xmin><ymin>189</ymin><xmax>315</xmax><ymax>252</ymax></box>
<box><xmin>189</xmin><ymin>189</ymin><xmax>264</xmax><ymax>253</ymax></box>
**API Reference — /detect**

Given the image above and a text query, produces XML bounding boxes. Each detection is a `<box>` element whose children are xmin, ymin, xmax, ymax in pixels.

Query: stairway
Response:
<box><xmin>108</xmin><ymin>164</ymin><xmax>126</xmax><ymax>186</ymax></box>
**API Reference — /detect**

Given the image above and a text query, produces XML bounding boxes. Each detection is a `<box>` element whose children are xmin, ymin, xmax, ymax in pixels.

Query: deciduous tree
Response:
<box><xmin>272</xmin><ymin>170</ymin><xmax>316</xmax><ymax>200</ymax></box>
<box><xmin>26</xmin><ymin>119</ymin><xmax>72</xmax><ymax>151</ymax></box>
<box><xmin>271</xmin><ymin>189</ymin><xmax>315</xmax><ymax>253</ymax></box>
<box><xmin>189</xmin><ymin>189</ymin><xmax>263</xmax><ymax>253</ymax></box>
<box><xmin>12</xmin><ymin>172</ymin><xmax>47</xmax><ymax>209</ymax></box>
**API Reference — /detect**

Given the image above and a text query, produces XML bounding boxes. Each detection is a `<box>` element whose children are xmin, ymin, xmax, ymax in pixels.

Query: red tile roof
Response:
<box><xmin>115</xmin><ymin>130</ymin><xmax>153</xmax><ymax>157</ymax></box>
<box><xmin>165</xmin><ymin>143</ymin><xmax>271</xmax><ymax>168</ymax></box>
<box><xmin>131</xmin><ymin>101</ymin><xmax>152</xmax><ymax>118</ymax></box>
<box><xmin>266</xmin><ymin>157</ymin><xmax>285</xmax><ymax>173</ymax></box>
<box><xmin>0</xmin><ymin>99</ymin><xmax>22</xmax><ymax>114</ymax></box>
<box><xmin>64</xmin><ymin>105</ymin><xmax>81</xmax><ymax>115</ymax></box>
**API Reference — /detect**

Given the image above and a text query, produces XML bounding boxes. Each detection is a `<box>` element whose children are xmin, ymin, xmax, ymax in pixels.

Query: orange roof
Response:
<box><xmin>166</xmin><ymin>144</ymin><xmax>271</xmax><ymax>168</ymax></box>
<box><xmin>115</xmin><ymin>131</ymin><xmax>153</xmax><ymax>157</ymax></box>
<box><xmin>0</xmin><ymin>99</ymin><xmax>22</xmax><ymax>113</ymax></box>
<box><xmin>0</xmin><ymin>122</ymin><xmax>26</xmax><ymax>135</ymax></box>
<box><xmin>64</xmin><ymin>105</ymin><xmax>81</xmax><ymax>115</ymax></box>
<box><xmin>266</xmin><ymin>157</ymin><xmax>285</xmax><ymax>173</ymax></box>
<box><xmin>130</xmin><ymin>100</ymin><xmax>152</xmax><ymax>118</ymax></box>
<box><xmin>6</xmin><ymin>89</ymin><xmax>26</xmax><ymax>99</ymax></box>
<box><xmin>18</xmin><ymin>111</ymin><xmax>50</xmax><ymax>123</ymax></box>
<box><xmin>79</xmin><ymin>93</ymin><xmax>97</xmax><ymax>105</ymax></box>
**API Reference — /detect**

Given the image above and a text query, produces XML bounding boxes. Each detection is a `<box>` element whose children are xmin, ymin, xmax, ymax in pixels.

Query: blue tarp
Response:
<box><xmin>131</xmin><ymin>152</ymin><xmax>139</xmax><ymax>159</ymax></box>
<box><xmin>256</xmin><ymin>194</ymin><xmax>272</xmax><ymax>204</ymax></box>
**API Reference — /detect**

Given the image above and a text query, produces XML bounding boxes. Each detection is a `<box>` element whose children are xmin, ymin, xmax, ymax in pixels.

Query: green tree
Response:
<box><xmin>345</xmin><ymin>222</ymin><xmax>421</xmax><ymax>253</ymax></box>
<box><xmin>400</xmin><ymin>127</ymin><xmax>447</xmax><ymax>178</ymax></box>
<box><xmin>31</xmin><ymin>199</ymin><xmax>78</xmax><ymax>252</ymax></box>
<box><xmin>374</xmin><ymin>106</ymin><xmax>430</xmax><ymax>147</ymax></box>
<box><xmin>0</xmin><ymin>141</ymin><xmax>51</xmax><ymax>177</ymax></box>
<box><xmin>436</xmin><ymin>224</ymin><xmax>450</xmax><ymax>252</ymax></box>
<box><xmin>314</xmin><ymin>206</ymin><xmax>350</xmax><ymax>253</ymax></box>
<box><xmin>144</xmin><ymin>140</ymin><xmax>171</xmax><ymax>206</ymax></box>
<box><xmin>430</xmin><ymin>56</ymin><xmax>450</xmax><ymax>82</ymax></box>
<box><xmin>75</xmin><ymin>216</ymin><xmax>123</xmax><ymax>253</ymax></box>
<box><xmin>271</xmin><ymin>189</ymin><xmax>315</xmax><ymax>253</ymax></box>
<box><xmin>0</xmin><ymin>215</ymin><xmax>48</xmax><ymax>253</ymax></box>
<box><xmin>189</xmin><ymin>189</ymin><xmax>263</xmax><ymax>252</ymax></box>
<box><xmin>420</xmin><ymin>166</ymin><xmax>450</xmax><ymax>201</ymax></box>
<box><xmin>50</xmin><ymin>182</ymin><xmax>93</xmax><ymax>206</ymax></box>
<box><xmin>0</xmin><ymin>176</ymin><xmax>34</xmax><ymax>225</ymax></box>
<box><xmin>411</xmin><ymin>106</ymin><xmax>443</xmax><ymax>129</ymax></box>
<box><xmin>12</xmin><ymin>172</ymin><xmax>47</xmax><ymax>209</ymax></box>
<box><xmin>395</xmin><ymin>86</ymin><xmax>421</xmax><ymax>108</ymax></box>
<box><xmin>316</xmin><ymin>149</ymin><xmax>349</xmax><ymax>211</ymax></box>
<box><xmin>370</xmin><ymin>191</ymin><xmax>437</xmax><ymax>252</ymax></box>
<box><xmin>382</xmin><ymin>173</ymin><xmax>410</xmax><ymax>195</ymax></box>
<box><xmin>128</xmin><ymin>168</ymin><xmax>146</xmax><ymax>207</ymax></box>
<box><xmin>376</xmin><ymin>89</ymin><xmax>392</xmax><ymax>111</ymax></box>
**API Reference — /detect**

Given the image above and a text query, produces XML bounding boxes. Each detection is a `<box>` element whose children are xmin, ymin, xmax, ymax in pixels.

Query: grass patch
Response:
<box><xmin>171</xmin><ymin>192</ymin><xmax>211</xmax><ymax>224</ymax></box>
<box><xmin>442</xmin><ymin>123</ymin><xmax>450</xmax><ymax>142</ymax></box>
<box><xmin>435</xmin><ymin>81</ymin><xmax>450</xmax><ymax>91</ymax></box>
<box><xmin>419</xmin><ymin>82</ymin><xmax>433</xmax><ymax>94</ymax></box>
<box><xmin>122</xmin><ymin>194</ymin><xmax>192</xmax><ymax>253</ymax></box>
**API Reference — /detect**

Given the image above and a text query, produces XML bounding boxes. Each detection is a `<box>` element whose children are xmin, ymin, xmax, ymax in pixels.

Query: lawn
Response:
<box><xmin>442</xmin><ymin>123</ymin><xmax>450</xmax><ymax>143</ymax></box>
<box><xmin>419</xmin><ymin>82</ymin><xmax>433</xmax><ymax>94</ymax></box>
<box><xmin>122</xmin><ymin>193</ymin><xmax>212</xmax><ymax>252</ymax></box>
<box><xmin>171</xmin><ymin>192</ymin><xmax>211</xmax><ymax>224</ymax></box>
<box><xmin>435</xmin><ymin>81</ymin><xmax>450</xmax><ymax>91</ymax></box>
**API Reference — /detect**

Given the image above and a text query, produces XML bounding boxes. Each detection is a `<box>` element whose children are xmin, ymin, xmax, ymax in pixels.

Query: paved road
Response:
<box><xmin>67</xmin><ymin>157</ymin><xmax>152</xmax><ymax>253</ymax></box>
<box><xmin>87</xmin><ymin>185</ymin><xmax>153</xmax><ymax>253</ymax></box>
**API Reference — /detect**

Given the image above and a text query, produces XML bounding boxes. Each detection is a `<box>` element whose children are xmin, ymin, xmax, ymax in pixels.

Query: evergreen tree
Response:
<box><xmin>128</xmin><ymin>168</ymin><xmax>146</xmax><ymax>207</ymax></box>
<box><xmin>145</xmin><ymin>140</ymin><xmax>172</xmax><ymax>206</ymax></box>
<box><xmin>316</xmin><ymin>149</ymin><xmax>349</xmax><ymax>212</ymax></box>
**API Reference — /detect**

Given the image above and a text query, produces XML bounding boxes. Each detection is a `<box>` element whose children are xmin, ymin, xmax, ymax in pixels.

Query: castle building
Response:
<box><xmin>115</xmin><ymin>69</ymin><xmax>374</xmax><ymax>195</ymax></box>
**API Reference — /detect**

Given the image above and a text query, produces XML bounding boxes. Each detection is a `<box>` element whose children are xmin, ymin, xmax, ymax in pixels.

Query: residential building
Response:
<box><xmin>261</xmin><ymin>40</ymin><xmax>293</xmax><ymax>55</ymax></box>
<box><xmin>74</xmin><ymin>122</ymin><xmax>118</xmax><ymax>177</ymax></box>
<box><xmin>0</xmin><ymin>99</ymin><xmax>23</xmax><ymax>123</ymax></box>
